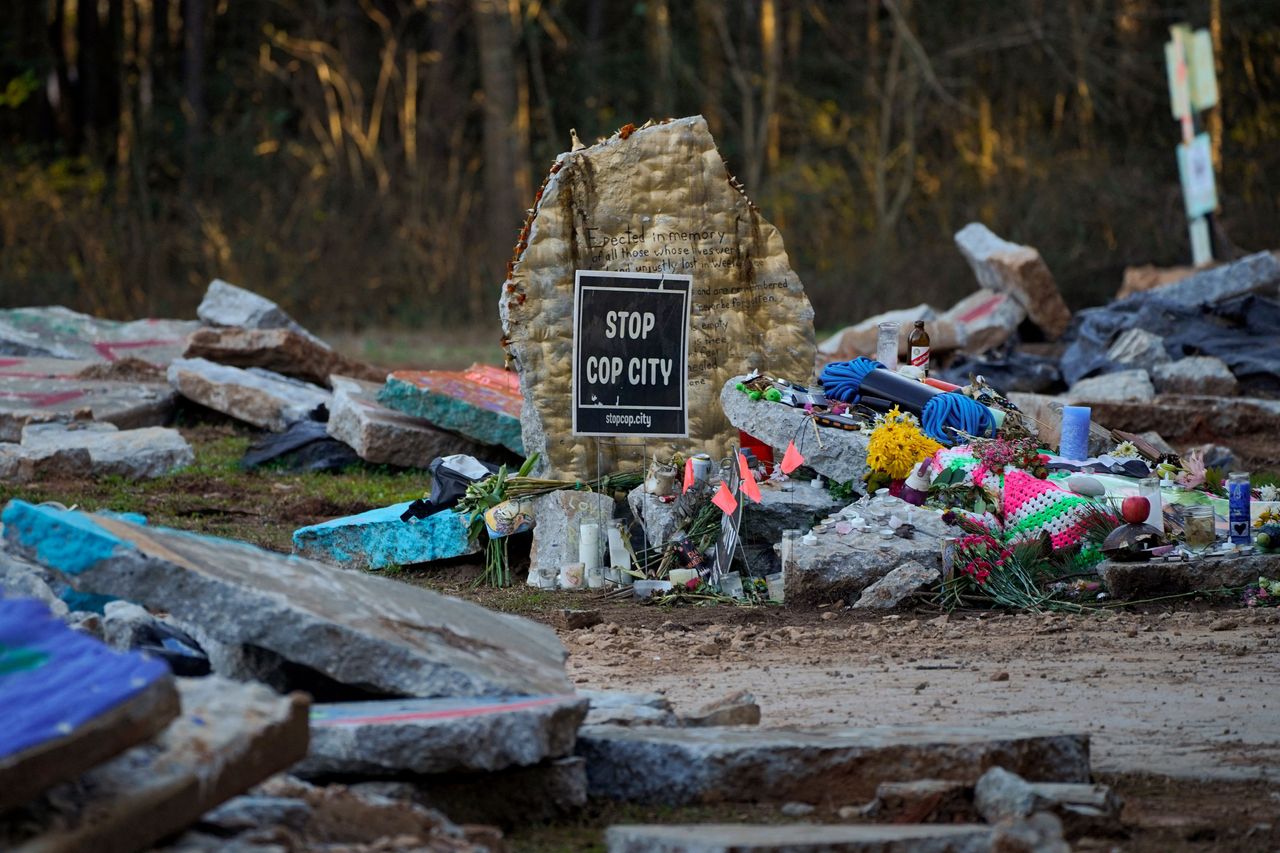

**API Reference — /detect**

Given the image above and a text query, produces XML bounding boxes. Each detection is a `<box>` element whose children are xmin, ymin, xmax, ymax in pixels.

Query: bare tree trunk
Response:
<box><xmin>759</xmin><ymin>0</ymin><xmax>781</xmax><ymax>180</ymax></box>
<box><xmin>695</xmin><ymin>0</ymin><xmax>724</xmax><ymax>137</ymax></box>
<box><xmin>647</xmin><ymin>0</ymin><xmax>673</xmax><ymax>117</ymax></box>
<box><xmin>473</xmin><ymin>0</ymin><xmax>522</xmax><ymax>310</ymax></box>
<box><xmin>182</xmin><ymin>0</ymin><xmax>207</xmax><ymax>200</ymax></box>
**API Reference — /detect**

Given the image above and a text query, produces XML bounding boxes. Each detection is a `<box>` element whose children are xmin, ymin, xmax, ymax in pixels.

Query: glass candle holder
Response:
<box><xmin>1059</xmin><ymin>406</ymin><xmax>1091</xmax><ymax>461</ymax></box>
<box><xmin>1138</xmin><ymin>477</ymin><xmax>1164</xmax><ymax>532</ymax></box>
<box><xmin>876</xmin><ymin>322</ymin><xmax>900</xmax><ymax>372</ymax></box>
<box><xmin>1228</xmin><ymin>471</ymin><xmax>1252</xmax><ymax>544</ymax></box>
<box><xmin>1183</xmin><ymin>505</ymin><xmax>1217</xmax><ymax>552</ymax></box>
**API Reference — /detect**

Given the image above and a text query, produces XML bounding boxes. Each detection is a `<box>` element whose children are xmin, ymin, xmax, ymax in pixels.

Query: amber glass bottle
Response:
<box><xmin>908</xmin><ymin>320</ymin><xmax>931</xmax><ymax>375</ymax></box>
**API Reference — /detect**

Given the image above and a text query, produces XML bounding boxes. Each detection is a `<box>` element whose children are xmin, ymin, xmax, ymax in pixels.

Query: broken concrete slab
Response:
<box><xmin>1117</xmin><ymin>263</ymin><xmax>1200</xmax><ymax>299</ymax></box>
<box><xmin>0</xmin><ymin>546</ymin><xmax>69</xmax><ymax>618</ymax></box>
<box><xmin>785</xmin><ymin>505</ymin><xmax>951</xmax><ymax>603</ymax></box>
<box><xmin>1150</xmin><ymin>356</ymin><xmax>1238</xmax><ymax>397</ymax></box>
<box><xmin>0</xmin><ymin>306</ymin><xmax>198</xmax><ymax>365</ymax></box>
<box><xmin>1082</xmin><ymin>394</ymin><xmax>1280</xmax><ymax>441</ymax></box>
<box><xmin>0</xmin><ymin>597</ymin><xmax>180</xmax><ymax>811</ymax></box>
<box><xmin>353</xmin><ymin>755</ymin><xmax>590</xmax><ymax>829</ymax></box>
<box><xmin>167</xmin><ymin>357</ymin><xmax>330</xmax><ymax>431</ymax></box>
<box><xmin>742</xmin><ymin>482</ymin><xmax>845</xmax><ymax>551</ymax></box>
<box><xmin>1105</xmin><ymin>328</ymin><xmax>1170</xmax><ymax>369</ymax></box>
<box><xmin>1131</xmin><ymin>250</ymin><xmax>1280</xmax><ymax>307</ymax></box>
<box><xmin>184</xmin><ymin>327</ymin><xmax>385</xmax><ymax>387</ymax></box>
<box><xmin>327</xmin><ymin>375</ymin><xmax>488</xmax><ymax>468</ymax></box>
<box><xmin>941</xmin><ymin>289</ymin><xmax>1028</xmax><ymax>355</ymax></box>
<box><xmin>0</xmin><ymin>440</ymin><xmax>92</xmax><ymax>483</ymax></box>
<box><xmin>852</xmin><ymin>560</ymin><xmax>940</xmax><ymax>610</ymax></box>
<box><xmin>197</xmin><ymin>279</ymin><xmax>322</xmax><ymax>343</ymax></box>
<box><xmin>1066</xmin><ymin>369</ymin><xmax>1155</xmax><ymax>404</ymax></box>
<box><xmin>605</xmin><ymin>823</ymin><xmax>995</xmax><ymax>852</ymax></box>
<box><xmin>577</xmin><ymin>723</ymin><xmax>1090</xmax><ymax>804</ymax></box>
<box><xmin>293</xmin><ymin>693</ymin><xmax>587</xmax><ymax>778</ymax></box>
<box><xmin>816</xmin><ymin>305</ymin><xmax>966</xmax><ymax>365</ymax></box>
<box><xmin>0</xmin><ymin>356</ymin><xmax>177</xmax><ymax>442</ymax></box>
<box><xmin>955</xmin><ymin>223</ymin><xmax>1071</xmax><ymax>339</ymax></box>
<box><xmin>214</xmin><ymin>775</ymin><xmax>488</xmax><ymax>851</ymax></box>
<box><xmin>527</xmin><ymin>489</ymin><xmax>616</xmax><ymax>582</ymax></box>
<box><xmin>379</xmin><ymin>365</ymin><xmax>524</xmax><ymax>454</ymax></box>
<box><xmin>2</xmin><ymin>501</ymin><xmax>571</xmax><ymax>698</ymax></box>
<box><xmin>13</xmin><ymin>421</ymin><xmax>193</xmax><ymax>480</ymax></box>
<box><xmin>0</xmin><ymin>677</ymin><xmax>308</xmax><ymax>853</ymax></box>
<box><xmin>1098</xmin><ymin>553</ymin><xmax>1280</xmax><ymax>599</ymax></box>
<box><xmin>292</xmin><ymin>501</ymin><xmax>477</xmax><ymax>570</ymax></box>
<box><xmin>721</xmin><ymin>376</ymin><xmax>869</xmax><ymax>485</ymax></box>
<box><xmin>500</xmin><ymin>116</ymin><xmax>816</xmax><ymax>477</ymax></box>
<box><xmin>582</xmin><ymin>690</ymin><xmax>679</xmax><ymax>728</ymax></box>
<box><xmin>627</xmin><ymin>486</ymin><xmax>681</xmax><ymax>549</ymax></box>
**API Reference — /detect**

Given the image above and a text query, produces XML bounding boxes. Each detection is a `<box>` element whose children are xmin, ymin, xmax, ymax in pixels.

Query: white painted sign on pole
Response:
<box><xmin>1177</xmin><ymin>132</ymin><xmax>1218</xmax><ymax>218</ymax></box>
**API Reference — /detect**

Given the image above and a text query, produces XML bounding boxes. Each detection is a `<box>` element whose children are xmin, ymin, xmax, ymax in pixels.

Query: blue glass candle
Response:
<box><xmin>1228</xmin><ymin>472</ymin><xmax>1252</xmax><ymax>545</ymax></box>
<box><xmin>1059</xmin><ymin>405</ymin><xmax>1091</xmax><ymax>461</ymax></box>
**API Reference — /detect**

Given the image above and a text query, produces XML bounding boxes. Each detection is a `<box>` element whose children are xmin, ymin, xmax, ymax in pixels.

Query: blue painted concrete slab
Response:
<box><xmin>292</xmin><ymin>501</ymin><xmax>477</xmax><ymax>569</ymax></box>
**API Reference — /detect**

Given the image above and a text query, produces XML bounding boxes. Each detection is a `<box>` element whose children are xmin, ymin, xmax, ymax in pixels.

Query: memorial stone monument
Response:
<box><xmin>500</xmin><ymin>116</ymin><xmax>816</xmax><ymax>476</ymax></box>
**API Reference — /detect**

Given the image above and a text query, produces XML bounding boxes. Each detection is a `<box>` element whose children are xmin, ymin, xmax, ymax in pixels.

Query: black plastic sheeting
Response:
<box><xmin>240</xmin><ymin>419</ymin><xmax>361</xmax><ymax>472</ymax></box>
<box><xmin>1060</xmin><ymin>292</ymin><xmax>1280</xmax><ymax>393</ymax></box>
<box><xmin>938</xmin><ymin>347</ymin><xmax>1063</xmax><ymax>394</ymax></box>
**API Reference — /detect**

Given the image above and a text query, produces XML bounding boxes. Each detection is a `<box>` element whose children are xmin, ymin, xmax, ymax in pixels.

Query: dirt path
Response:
<box><xmin>559</xmin><ymin>605</ymin><xmax>1280</xmax><ymax>782</ymax></box>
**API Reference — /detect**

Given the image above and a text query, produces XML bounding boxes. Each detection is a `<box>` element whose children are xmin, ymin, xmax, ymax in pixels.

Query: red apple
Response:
<box><xmin>1121</xmin><ymin>495</ymin><xmax>1150</xmax><ymax>524</ymax></box>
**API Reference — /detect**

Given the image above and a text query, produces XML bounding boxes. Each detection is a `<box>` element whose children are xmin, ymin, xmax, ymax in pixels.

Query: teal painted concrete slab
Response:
<box><xmin>377</xmin><ymin>365</ymin><xmax>524</xmax><ymax>454</ymax></box>
<box><xmin>292</xmin><ymin>502</ymin><xmax>477</xmax><ymax>569</ymax></box>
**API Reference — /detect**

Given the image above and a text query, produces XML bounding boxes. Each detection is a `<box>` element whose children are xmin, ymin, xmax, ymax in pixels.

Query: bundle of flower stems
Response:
<box><xmin>454</xmin><ymin>453</ymin><xmax>644</xmax><ymax>587</ymax></box>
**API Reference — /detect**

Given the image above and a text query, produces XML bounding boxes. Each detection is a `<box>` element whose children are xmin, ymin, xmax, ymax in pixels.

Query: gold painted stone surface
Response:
<box><xmin>500</xmin><ymin>116</ymin><xmax>815</xmax><ymax>477</ymax></box>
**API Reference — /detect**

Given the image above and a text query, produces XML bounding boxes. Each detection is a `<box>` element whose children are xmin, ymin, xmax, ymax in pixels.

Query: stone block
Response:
<box><xmin>184</xmin><ymin>327</ymin><xmax>385</xmax><ymax>386</ymax></box>
<box><xmin>627</xmin><ymin>486</ymin><xmax>682</xmax><ymax>549</ymax></box>
<box><xmin>1066</xmin><ymin>370</ymin><xmax>1155</xmax><ymax>404</ymax></box>
<box><xmin>327</xmin><ymin>375</ymin><xmax>488</xmax><ymax>468</ymax></box>
<box><xmin>0</xmin><ymin>356</ymin><xmax>176</xmax><ymax>443</ymax></box>
<box><xmin>379</xmin><ymin>365</ymin><xmax>523</xmax><ymax>453</ymax></box>
<box><xmin>0</xmin><ymin>597</ymin><xmax>180</xmax><ymax>811</ymax></box>
<box><xmin>680</xmin><ymin>690</ymin><xmax>761</xmax><ymax>727</ymax></box>
<box><xmin>1132</xmin><ymin>250</ymin><xmax>1280</xmax><ymax>307</ymax></box>
<box><xmin>356</xmin><ymin>756</ymin><xmax>589</xmax><ymax>829</ymax></box>
<box><xmin>0</xmin><ymin>677</ymin><xmax>309</xmax><ymax>853</ymax></box>
<box><xmin>294</xmin><ymin>694</ymin><xmax>587</xmax><ymax>778</ymax></box>
<box><xmin>852</xmin><ymin>560</ymin><xmax>940</xmax><ymax>610</ymax></box>
<box><xmin>0</xmin><ymin>306</ymin><xmax>197</xmax><ymax>365</ymax></box>
<box><xmin>941</xmin><ymin>289</ymin><xmax>1027</xmax><ymax>354</ymax></box>
<box><xmin>605</xmin><ymin>823</ymin><xmax>995</xmax><ymax>852</ymax></box>
<box><xmin>167</xmin><ymin>357</ymin><xmax>331</xmax><ymax>431</ymax></box>
<box><xmin>786</xmin><ymin>504</ymin><xmax>951</xmax><ymax>603</ymax></box>
<box><xmin>742</xmin><ymin>482</ymin><xmax>844</xmax><ymax>549</ymax></box>
<box><xmin>197</xmin><ymin>279</ymin><xmax>321</xmax><ymax>343</ymax></box>
<box><xmin>527</xmin><ymin>489</ymin><xmax>617</xmax><ymax>581</ymax></box>
<box><xmin>500</xmin><ymin>116</ymin><xmax>815</xmax><ymax>478</ymax></box>
<box><xmin>1150</xmin><ymin>357</ymin><xmax>1238</xmax><ymax>397</ymax></box>
<box><xmin>2</xmin><ymin>501</ymin><xmax>572</xmax><ymax>698</ymax></box>
<box><xmin>1105</xmin><ymin>328</ymin><xmax>1170</xmax><ymax>369</ymax></box>
<box><xmin>582</xmin><ymin>690</ymin><xmax>679</xmax><ymax>728</ymax></box>
<box><xmin>721</xmin><ymin>377</ymin><xmax>869</xmax><ymax>485</ymax></box>
<box><xmin>0</xmin><ymin>546</ymin><xmax>68</xmax><ymax>617</ymax></box>
<box><xmin>292</xmin><ymin>501</ymin><xmax>477</xmax><ymax>570</ymax></box>
<box><xmin>577</xmin><ymin>723</ymin><xmax>1090</xmax><ymax>804</ymax></box>
<box><xmin>15</xmin><ymin>421</ymin><xmax>193</xmax><ymax>480</ymax></box>
<box><xmin>955</xmin><ymin>223</ymin><xmax>1071</xmax><ymax>339</ymax></box>
<box><xmin>976</xmin><ymin>767</ymin><xmax>1122</xmax><ymax>841</ymax></box>
<box><xmin>1098</xmin><ymin>553</ymin><xmax>1280</xmax><ymax>599</ymax></box>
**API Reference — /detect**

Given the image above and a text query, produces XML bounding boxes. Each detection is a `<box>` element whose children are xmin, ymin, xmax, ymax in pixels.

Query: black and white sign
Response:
<box><xmin>572</xmin><ymin>270</ymin><xmax>691</xmax><ymax>437</ymax></box>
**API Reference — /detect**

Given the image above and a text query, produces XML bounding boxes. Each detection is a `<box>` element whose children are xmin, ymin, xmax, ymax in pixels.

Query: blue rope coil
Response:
<box><xmin>921</xmin><ymin>391</ymin><xmax>996</xmax><ymax>445</ymax></box>
<box><xmin>819</xmin><ymin>357</ymin><xmax>882</xmax><ymax>403</ymax></box>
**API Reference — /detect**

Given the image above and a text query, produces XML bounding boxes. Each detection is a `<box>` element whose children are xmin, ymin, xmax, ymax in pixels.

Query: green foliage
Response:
<box><xmin>0</xmin><ymin>71</ymin><xmax>38</xmax><ymax>109</ymax></box>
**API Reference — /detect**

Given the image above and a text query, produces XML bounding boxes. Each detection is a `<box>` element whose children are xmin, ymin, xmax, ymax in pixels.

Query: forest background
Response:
<box><xmin>0</xmin><ymin>0</ymin><xmax>1277</xmax><ymax>337</ymax></box>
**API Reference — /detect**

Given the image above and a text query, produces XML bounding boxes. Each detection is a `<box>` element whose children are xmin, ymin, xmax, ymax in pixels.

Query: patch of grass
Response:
<box><xmin>0</xmin><ymin>424</ymin><xmax>430</xmax><ymax>552</ymax></box>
